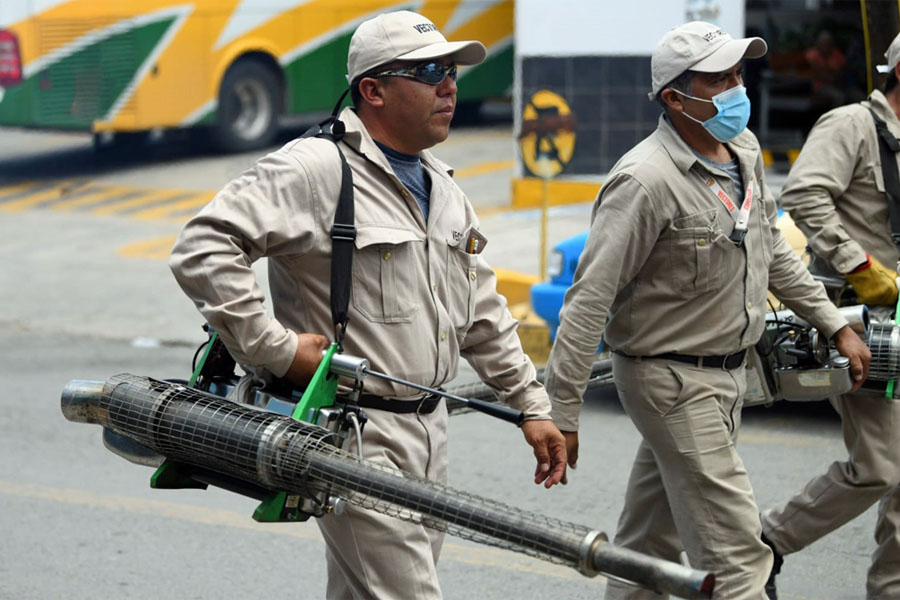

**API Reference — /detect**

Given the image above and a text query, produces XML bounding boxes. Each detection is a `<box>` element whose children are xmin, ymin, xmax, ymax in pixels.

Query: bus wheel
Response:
<box><xmin>213</xmin><ymin>59</ymin><xmax>281</xmax><ymax>152</ymax></box>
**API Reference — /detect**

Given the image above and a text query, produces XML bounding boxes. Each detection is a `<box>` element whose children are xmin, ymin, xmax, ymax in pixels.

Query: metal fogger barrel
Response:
<box><xmin>61</xmin><ymin>374</ymin><xmax>714</xmax><ymax>598</ymax></box>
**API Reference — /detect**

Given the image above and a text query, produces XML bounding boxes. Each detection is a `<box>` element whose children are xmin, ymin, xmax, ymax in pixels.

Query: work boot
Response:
<box><xmin>761</xmin><ymin>532</ymin><xmax>783</xmax><ymax>600</ymax></box>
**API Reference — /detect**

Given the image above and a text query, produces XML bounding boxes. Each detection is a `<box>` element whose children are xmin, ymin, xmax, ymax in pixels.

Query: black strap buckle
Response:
<box><xmin>331</xmin><ymin>223</ymin><xmax>356</xmax><ymax>242</ymax></box>
<box><xmin>319</xmin><ymin>117</ymin><xmax>347</xmax><ymax>142</ymax></box>
<box><xmin>729</xmin><ymin>227</ymin><xmax>747</xmax><ymax>248</ymax></box>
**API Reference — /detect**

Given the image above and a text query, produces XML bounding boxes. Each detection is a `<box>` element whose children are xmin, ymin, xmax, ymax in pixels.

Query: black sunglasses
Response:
<box><xmin>372</xmin><ymin>61</ymin><xmax>457</xmax><ymax>85</ymax></box>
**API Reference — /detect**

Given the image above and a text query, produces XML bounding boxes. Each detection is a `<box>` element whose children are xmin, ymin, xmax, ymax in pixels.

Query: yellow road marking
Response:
<box><xmin>0</xmin><ymin>181</ymin><xmax>42</xmax><ymax>199</ymax></box>
<box><xmin>455</xmin><ymin>160</ymin><xmax>514</xmax><ymax>178</ymax></box>
<box><xmin>131</xmin><ymin>192</ymin><xmax>215</xmax><ymax>221</ymax></box>
<box><xmin>51</xmin><ymin>185</ymin><xmax>136</xmax><ymax>211</ymax></box>
<box><xmin>443</xmin><ymin>128</ymin><xmax>514</xmax><ymax>146</ymax></box>
<box><xmin>117</xmin><ymin>235</ymin><xmax>178</xmax><ymax>260</ymax></box>
<box><xmin>0</xmin><ymin>180</ymin><xmax>87</xmax><ymax>212</ymax></box>
<box><xmin>91</xmin><ymin>188</ymin><xmax>186</xmax><ymax>216</ymax></box>
<box><xmin>741</xmin><ymin>430</ymin><xmax>841</xmax><ymax>448</ymax></box>
<box><xmin>171</xmin><ymin>212</ymin><xmax>201</xmax><ymax>224</ymax></box>
<box><xmin>0</xmin><ymin>477</ymin><xmax>590</xmax><ymax>581</ymax></box>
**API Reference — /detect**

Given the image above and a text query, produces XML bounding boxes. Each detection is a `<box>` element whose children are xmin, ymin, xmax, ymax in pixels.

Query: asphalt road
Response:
<box><xmin>0</xmin><ymin>125</ymin><xmax>877</xmax><ymax>600</ymax></box>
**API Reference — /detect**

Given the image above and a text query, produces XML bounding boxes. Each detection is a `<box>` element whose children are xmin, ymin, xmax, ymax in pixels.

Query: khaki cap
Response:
<box><xmin>876</xmin><ymin>32</ymin><xmax>900</xmax><ymax>73</ymax></box>
<box><xmin>347</xmin><ymin>10</ymin><xmax>486</xmax><ymax>82</ymax></box>
<box><xmin>648</xmin><ymin>21</ymin><xmax>767</xmax><ymax>100</ymax></box>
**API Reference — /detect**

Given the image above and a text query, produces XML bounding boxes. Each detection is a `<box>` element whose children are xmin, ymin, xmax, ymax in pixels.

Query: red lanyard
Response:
<box><xmin>695</xmin><ymin>171</ymin><xmax>753</xmax><ymax>245</ymax></box>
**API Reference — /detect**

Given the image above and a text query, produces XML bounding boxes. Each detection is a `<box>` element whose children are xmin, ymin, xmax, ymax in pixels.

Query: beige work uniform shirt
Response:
<box><xmin>546</xmin><ymin>115</ymin><xmax>847</xmax><ymax>431</ymax></box>
<box><xmin>780</xmin><ymin>90</ymin><xmax>900</xmax><ymax>275</ymax></box>
<box><xmin>170</xmin><ymin>108</ymin><xmax>549</xmax><ymax>419</ymax></box>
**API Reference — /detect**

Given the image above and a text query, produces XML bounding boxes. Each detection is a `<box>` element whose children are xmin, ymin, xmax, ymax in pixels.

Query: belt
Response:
<box><xmin>614</xmin><ymin>349</ymin><xmax>747</xmax><ymax>370</ymax></box>
<box><xmin>349</xmin><ymin>393</ymin><xmax>443</xmax><ymax>414</ymax></box>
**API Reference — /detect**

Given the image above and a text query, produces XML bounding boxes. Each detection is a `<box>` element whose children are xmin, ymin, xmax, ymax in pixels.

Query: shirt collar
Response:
<box><xmin>655</xmin><ymin>113</ymin><xmax>755</xmax><ymax>177</ymax></box>
<box><xmin>867</xmin><ymin>89</ymin><xmax>900</xmax><ymax>138</ymax></box>
<box><xmin>338</xmin><ymin>107</ymin><xmax>454</xmax><ymax>177</ymax></box>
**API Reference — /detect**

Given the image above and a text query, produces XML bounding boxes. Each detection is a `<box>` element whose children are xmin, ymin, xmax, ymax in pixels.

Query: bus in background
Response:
<box><xmin>0</xmin><ymin>0</ymin><xmax>513</xmax><ymax>152</ymax></box>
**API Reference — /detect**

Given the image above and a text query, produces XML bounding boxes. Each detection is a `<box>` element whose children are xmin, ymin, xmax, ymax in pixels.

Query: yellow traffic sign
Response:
<box><xmin>519</xmin><ymin>90</ymin><xmax>576</xmax><ymax>179</ymax></box>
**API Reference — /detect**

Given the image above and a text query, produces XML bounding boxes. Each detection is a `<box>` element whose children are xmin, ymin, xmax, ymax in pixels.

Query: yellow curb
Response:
<box><xmin>511</xmin><ymin>177</ymin><xmax>600</xmax><ymax>210</ymax></box>
<box><xmin>494</xmin><ymin>269</ymin><xmax>551</xmax><ymax>365</ymax></box>
<box><xmin>761</xmin><ymin>148</ymin><xmax>802</xmax><ymax>169</ymax></box>
<box><xmin>494</xmin><ymin>268</ymin><xmax>540</xmax><ymax>306</ymax></box>
<box><xmin>509</xmin><ymin>301</ymin><xmax>552</xmax><ymax>366</ymax></box>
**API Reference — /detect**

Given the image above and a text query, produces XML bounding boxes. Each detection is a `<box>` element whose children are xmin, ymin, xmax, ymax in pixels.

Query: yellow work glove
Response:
<box><xmin>844</xmin><ymin>254</ymin><xmax>899</xmax><ymax>306</ymax></box>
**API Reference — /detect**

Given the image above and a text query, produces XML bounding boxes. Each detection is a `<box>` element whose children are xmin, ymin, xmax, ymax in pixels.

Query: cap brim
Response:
<box><xmin>691</xmin><ymin>37</ymin><xmax>767</xmax><ymax>73</ymax></box>
<box><xmin>396</xmin><ymin>40</ymin><xmax>487</xmax><ymax>66</ymax></box>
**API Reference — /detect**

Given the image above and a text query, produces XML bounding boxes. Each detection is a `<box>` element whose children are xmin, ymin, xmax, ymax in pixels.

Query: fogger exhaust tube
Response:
<box><xmin>61</xmin><ymin>375</ymin><xmax>713</xmax><ymax>598</ymax></box>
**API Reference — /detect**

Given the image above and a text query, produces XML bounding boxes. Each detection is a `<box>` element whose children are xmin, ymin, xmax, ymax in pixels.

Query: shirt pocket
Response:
<box><xmin>446</xmin><ymin>239</ymin><xmax>478</xmax><ymax>334</ymax></box>
<box><xmin>352</xmin><ymin>226</ymin><xmax>422</xmax><ymax>323</ymax></box>
<box><xmin>665</xmin><ymin>209</ymin><xmax>726</xmax><ymax>295</ymax></box>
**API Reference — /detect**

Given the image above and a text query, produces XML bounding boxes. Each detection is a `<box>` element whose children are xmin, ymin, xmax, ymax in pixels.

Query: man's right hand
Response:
<box><xmin>845</xmin><ymin>254</ymin><xmax>899</xmax><ymax>306</ymax></box>
<box><xmin>283</xmin><ymin>333</ymin><xmax>331</xmax><ymax>387</ymax></box>
<box><xmin>563</xmin><ymin>431</ymin><xmax>579</xmax><ymax>471</ymax></box>
<box><xmin>832</xmin><ymin>324</ymin><xmax>871</xmax><ymax>392</ymax></box>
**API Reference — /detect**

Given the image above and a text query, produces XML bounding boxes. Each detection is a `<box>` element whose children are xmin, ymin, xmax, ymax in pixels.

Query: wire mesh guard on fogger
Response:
<box><xmin>866</xmin><ymin>322</ymin><xmax>900</xmax><ymax>382</ymax></box>
<box><xmin>61</xmin><ymin>372</ymin><xmax>715</xmax><ymax>599</ymax></box>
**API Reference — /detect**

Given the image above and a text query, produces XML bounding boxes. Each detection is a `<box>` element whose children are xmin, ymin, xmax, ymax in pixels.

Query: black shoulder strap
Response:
<box><xmin>867</xmin><ymin>106</ymin><xmax>900</xmax><ymax>252</ymax></box>
<box><xmin>301</xmin><ymin>89</ymin><xmax>355</xmax><ymax>347</ymax></box>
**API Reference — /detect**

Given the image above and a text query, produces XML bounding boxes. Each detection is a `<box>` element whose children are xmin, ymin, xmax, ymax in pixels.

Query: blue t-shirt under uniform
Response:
<box><xmin>375</xmin><ymin>140</ymin><xmax>432</xmax><ymax>222</ymax></box>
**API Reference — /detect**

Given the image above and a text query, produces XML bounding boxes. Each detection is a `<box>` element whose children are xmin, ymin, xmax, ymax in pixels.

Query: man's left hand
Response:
<box><xmin>520</xmin><ymin>419</ymin><xmax>568</xmax><ymax>488</ymax></box>
<box><xmin>832</xmin><ymin>324</ymin><xmax>871</xmax><ymax>392</ymax></box>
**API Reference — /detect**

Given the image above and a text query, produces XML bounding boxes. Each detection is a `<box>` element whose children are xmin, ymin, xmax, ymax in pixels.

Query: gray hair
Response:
<box><xmin>655</xmin><ymin>70</ymin><xmax>696</xmax><ymax>111</ymax></box>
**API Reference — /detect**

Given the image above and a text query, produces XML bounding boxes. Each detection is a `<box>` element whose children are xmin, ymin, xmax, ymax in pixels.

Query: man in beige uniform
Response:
<box><xmin>760</xmin><ymin>32</ymin><xmax>900</xmax><ymax>600</ymax></box>
<box><xmin>169</xmin><ymin>11</ymin><xmax>567</xmax><ymax>599</ymax></box>
<box><xmin>543</xmin><ymin>21</ymin><xmax>870</xmax><ymax>600</ymax></box>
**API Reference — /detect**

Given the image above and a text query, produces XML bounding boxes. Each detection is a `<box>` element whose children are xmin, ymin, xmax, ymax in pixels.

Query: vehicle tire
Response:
<box><xmin>212</xmin><ymin>58</ymin><xmax>281</xmax><ymax>152</ymax></box>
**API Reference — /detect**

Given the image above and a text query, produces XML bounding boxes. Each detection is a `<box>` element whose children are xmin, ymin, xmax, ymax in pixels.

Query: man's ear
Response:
<box><xmin>358</xmin><ymin>78</ymin><xmax>386</xmax><ymax>108</ymax></box>
<box><xmin>660</xmin><ymin>88</ymin><xmax>683</xmax><ymax>113</ymax></box>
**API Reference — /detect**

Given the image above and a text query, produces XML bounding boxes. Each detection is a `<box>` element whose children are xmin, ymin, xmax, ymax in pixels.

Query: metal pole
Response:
<box><xmin>540</xmin><ymin>174</ymin><xmax>549</xmax><ymax>281</ymax></box>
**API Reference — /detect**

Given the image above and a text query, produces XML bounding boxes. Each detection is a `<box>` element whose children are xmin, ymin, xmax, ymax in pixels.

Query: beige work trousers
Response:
<box><xmin>605</xmin><ymin>354</ymin><xmax>771</xmax><ymax>600</ymax></box>
<box><xmin>761</xmin><ymin>389</ymin><xmax>900</xmax><ymax>599</ymax></box>
<box><xmin>315</xmin><ymin>402</ymin><xmax>449</xmax><ymax>600</ymax></box>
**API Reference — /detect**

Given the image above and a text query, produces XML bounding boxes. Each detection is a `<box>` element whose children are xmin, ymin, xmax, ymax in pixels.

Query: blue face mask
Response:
<box><xmin>674</xmin><ymin>85</ymin><xmax>751</xmax><ymax>142</ymax></box>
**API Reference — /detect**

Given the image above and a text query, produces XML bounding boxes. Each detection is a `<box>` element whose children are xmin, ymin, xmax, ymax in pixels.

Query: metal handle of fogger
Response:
<box><xmin>329</xmin><ymin>353</ymin><xmax>525</xmax><ymax>426</ymax></box>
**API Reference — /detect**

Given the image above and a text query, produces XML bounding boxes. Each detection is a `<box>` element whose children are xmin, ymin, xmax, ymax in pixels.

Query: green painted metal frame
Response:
<box><xmin>150</xmin><ymin>341</ymin><xmax>343</xmax><ymax>522</ymax></box>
